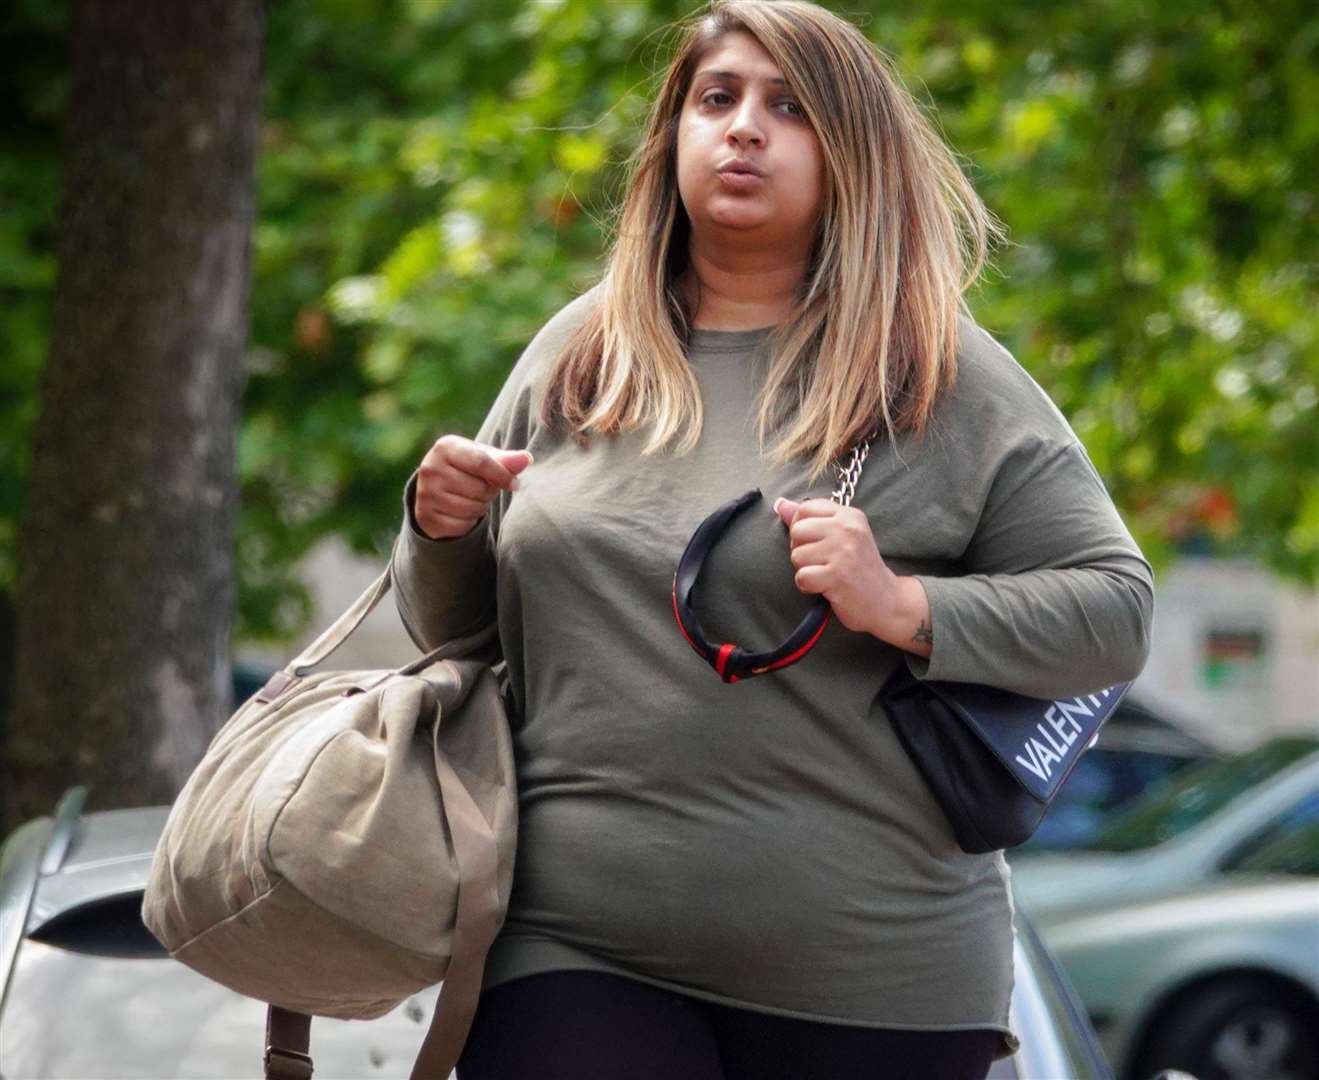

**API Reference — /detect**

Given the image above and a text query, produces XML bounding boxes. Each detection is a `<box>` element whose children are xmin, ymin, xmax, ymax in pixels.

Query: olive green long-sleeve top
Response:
<box><xmin>391</xmin><ymin>284</ymin><xmax>1153</xmax><ymax>1061</ymax></box>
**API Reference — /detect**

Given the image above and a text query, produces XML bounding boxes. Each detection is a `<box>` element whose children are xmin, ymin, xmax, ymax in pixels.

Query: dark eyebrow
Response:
<box><xmin>693</xmin><ymin>68</ymin><xmax>790</xmax><ymax>88</ymax></box>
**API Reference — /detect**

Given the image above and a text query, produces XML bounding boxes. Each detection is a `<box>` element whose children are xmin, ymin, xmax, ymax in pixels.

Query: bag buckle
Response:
<box><xmin>264</xmin><ymin>1044</ymin><xmax>314</xmax><ymax>1080</ymax></box>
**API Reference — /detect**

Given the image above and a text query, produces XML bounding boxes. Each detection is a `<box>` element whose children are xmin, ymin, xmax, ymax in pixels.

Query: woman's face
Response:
<box><xmin>676</xmin><ymin>31</ymin><xmax>825</xmax><ymax>250</ymax></box>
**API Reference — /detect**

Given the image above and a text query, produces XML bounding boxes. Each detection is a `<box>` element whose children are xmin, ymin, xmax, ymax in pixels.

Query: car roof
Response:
<box><xmin>1096</xmin><ymin>721</ymin><xmax>1218</xmax><ymax>758</ymax></box>
<box><xmin>1099</xmin><ymin>699</ymin><xmax>1225</xmax><ymax>757</ymax></box>
<box><xmin>25</xmin><ymin>805</ymin><xmax>169</xmax><ymax>935</ymax></box>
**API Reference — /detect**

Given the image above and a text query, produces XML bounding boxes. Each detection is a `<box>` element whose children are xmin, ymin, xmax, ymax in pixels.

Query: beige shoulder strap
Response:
<box><xmin>285</xmin><ymin>537</ymin><xmax>500</xmax><ymax>678</ymax></box>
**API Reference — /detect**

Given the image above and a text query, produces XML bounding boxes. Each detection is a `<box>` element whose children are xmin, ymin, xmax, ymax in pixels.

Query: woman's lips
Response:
<box><xmin>717</xmin><ymin>170</ymin><xmax>766</xmax><ymax>191</ymax></box>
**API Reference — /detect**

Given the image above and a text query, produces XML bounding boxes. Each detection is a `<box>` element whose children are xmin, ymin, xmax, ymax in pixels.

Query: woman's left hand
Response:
<box><xmin>773</xmin><ymin>496</ymin><xmax>901</xmax><ymax>636</ymax></box>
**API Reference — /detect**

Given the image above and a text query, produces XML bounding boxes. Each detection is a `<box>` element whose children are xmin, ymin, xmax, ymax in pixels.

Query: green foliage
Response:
<box><xmin>238</xmin><ymin>0</ymin><xmax>695</xmax><ymax>641</ymax></box>
<box><xmin>0</xmin><ymin>0</ymin><xmax>66</xmax><ymax>589</ymax></box>
<box><xmin>2</xmin><ymin>0</ymin><xmax>1315</xmax><ymax>650</ymax></box>
<box><xmin>877</xmin><ymin>0</ymin><xmax>1319</xmax><ymax>579</ymax></box>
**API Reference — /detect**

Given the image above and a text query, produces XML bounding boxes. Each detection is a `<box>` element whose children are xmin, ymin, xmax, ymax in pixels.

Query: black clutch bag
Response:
<box><xmin>879</xmin><ymin>663</ymin><xmax>1132</xmax><ymax>853</ymax></box>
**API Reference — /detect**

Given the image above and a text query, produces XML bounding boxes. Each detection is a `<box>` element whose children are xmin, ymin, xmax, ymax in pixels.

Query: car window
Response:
<box><xmin>1220</xmin><ymin>788</ymin><xmax>1319</xmax><ymax>876</ymax></box>
<box><xmin>1086</xmin><ymin>738</ymin><xmax>1319</xmax><ymax>853</ymax></box>
<box><xmin>27</xmin><ymin>893</ymin><xmax>166</xmax><ymax>958</ymax></box>
<box><xmin>1023</xmin><ymin>749</ymin><xmax>1202</xmax><ymax>852</ymax></box>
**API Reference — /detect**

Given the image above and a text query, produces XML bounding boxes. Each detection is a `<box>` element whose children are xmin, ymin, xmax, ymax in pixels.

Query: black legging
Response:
<box><xmin>456</xmin><ymin>971</ymin><xmax>1001</xmax><ymax>1080</ymax></box>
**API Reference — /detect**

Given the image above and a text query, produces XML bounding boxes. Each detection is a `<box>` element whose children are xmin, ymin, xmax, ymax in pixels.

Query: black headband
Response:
<box><xmin>670</xmin><ymin>487</ymin><xmax>832</xmax><ymax>683</ymax></box>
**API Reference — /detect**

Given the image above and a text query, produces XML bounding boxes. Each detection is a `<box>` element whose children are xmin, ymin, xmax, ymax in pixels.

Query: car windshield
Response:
<box><xmin>1231</xmin><ymin>821</ymin><xmax>1319</xmax><ymax>876</ymax></box>
<box><xmin>1085</xmin><ymin>737</ymin><xmax>1319</xmax><ymax>853</ymax></box>
<box><xmin>1223</xmin><ymin>788</ymin><xmax>1319</xmax><ymax>877</ymax></box>
<box><xmin>1022</xmin><ymin>748</ymin><xmax>1202</xmax><ymax>851</ymax></box>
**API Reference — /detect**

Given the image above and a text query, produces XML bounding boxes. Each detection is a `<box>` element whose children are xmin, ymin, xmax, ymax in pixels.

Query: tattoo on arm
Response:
<box><xmin>912</xmin><ymin>620</ymin><xmax>933</xmax><ymax>646</ymax></box>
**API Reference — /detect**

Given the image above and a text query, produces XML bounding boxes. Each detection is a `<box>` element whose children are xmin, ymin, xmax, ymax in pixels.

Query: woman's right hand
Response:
<box><xmin>414</xmin><ymin>435</ymin><xmax>534</xmax><ymax>540</ymax></box>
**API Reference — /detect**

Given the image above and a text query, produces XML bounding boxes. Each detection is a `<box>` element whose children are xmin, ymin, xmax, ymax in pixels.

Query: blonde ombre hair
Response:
<box><xmin>541</xmin><ymin>0</ymin><xmax>1005</xmax><ymax>481</ymax></box>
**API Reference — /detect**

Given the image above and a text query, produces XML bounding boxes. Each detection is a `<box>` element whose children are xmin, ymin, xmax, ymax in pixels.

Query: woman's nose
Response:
<box><xmin>725</xmin><ymin>99</ymin><xmax>766</xmax><ymax>147</ymax></box>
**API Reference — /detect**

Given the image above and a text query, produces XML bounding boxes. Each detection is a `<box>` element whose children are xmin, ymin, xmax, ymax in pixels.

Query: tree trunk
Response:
<box><xmin>6</xmin><ymin>0</ymin><xmax>266</xmax><ymax>825</ymax></box>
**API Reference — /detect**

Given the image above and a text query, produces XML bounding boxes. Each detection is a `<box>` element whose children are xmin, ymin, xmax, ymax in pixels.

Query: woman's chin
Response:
<box><xmin>704</xmin><ymin>203</ymin><xmax>775</xmax><ymax>230</ymax></box>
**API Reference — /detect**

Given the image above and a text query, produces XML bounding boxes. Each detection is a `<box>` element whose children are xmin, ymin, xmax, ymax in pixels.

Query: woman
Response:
<box><xmin>393</xmin><ymin>2</ymin><xmax>1153</xmax><ymax>1077</ymax></box>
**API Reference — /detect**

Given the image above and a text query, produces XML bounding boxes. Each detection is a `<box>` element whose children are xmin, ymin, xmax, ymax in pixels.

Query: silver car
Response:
<box><xmin>1008</xmin><ymin>737</ymin><xmax>1319</xmax><ymax>922</ymax></box>
<box><xmin>1013</xmin><ymin>754</ymin><xmax>1319</xmax><ymax>1080</ymax></box>
<box><xmin>2</xmin><ymin>788</ymin><xmax>1197</xmax><ymax>1080</ymax></box>
<box><xmin>1042</xmin><ymin>872</ymin><xmax>1319</xmax><ymax>1080</ymax></box>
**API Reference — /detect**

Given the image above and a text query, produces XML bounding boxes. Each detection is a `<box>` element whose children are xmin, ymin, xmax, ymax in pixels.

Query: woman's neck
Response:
<box><xmin>679</xmin><ymin>257</ymin><xmax>805</xmax><ymax>331</ymax></box>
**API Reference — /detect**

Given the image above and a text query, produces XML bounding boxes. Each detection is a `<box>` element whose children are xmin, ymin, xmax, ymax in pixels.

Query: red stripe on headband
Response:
<box><xmin>764</xmin><ymin>609</ymin><xmax>832</xmax><ymax>670</ymax></box>
<box><xmin>671</xmin><ymin>581</ymin><xmax>708</xmax><ymax>659</ymax></box>
<box><xmin>715</xmin><ymin>643</ymin><xmax>736</xmax><ymax>679</ymax></box>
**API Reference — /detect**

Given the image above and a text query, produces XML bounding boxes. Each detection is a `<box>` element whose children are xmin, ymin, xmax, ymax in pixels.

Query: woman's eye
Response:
<box><xmin>699</xmin><ymin>91</ymin><xmax>805</xmax><ymax>119</ymax></box>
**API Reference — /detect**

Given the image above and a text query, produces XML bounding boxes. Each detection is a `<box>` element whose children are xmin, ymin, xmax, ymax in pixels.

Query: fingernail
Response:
<box><xmin>525</xmin><ymin>451</ymin><xmax>535</xmax><ymax>464</ymax></box>
<box><xmin>772</xmin><ymin>497</ymin><xmax>784</xmax><ymax>515</ymax></box>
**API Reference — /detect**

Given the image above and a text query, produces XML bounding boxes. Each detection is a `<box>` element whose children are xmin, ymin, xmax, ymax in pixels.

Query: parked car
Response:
<box><xmin>0</xmin><ymin>788</ymin><xmax>1179</xmax><ymax>1080</ymax></box>
<box><xmin>1007</xmin><ymin>735</ymin><xmax>1319</xmax><ymax>922</ymax></box>
<box><xmin>1020</xmin><ymin>699</ymin><xmax>1224</xmax><ymax>853</ymax></box>
<box><xmin>1033</xmin><ymin>818</ymin><xmax>1319</xmax><ymax>1080</ymax></box>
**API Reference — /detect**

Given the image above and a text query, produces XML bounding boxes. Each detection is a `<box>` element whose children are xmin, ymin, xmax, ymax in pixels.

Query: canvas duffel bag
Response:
<box><xmin>142</xmin><ymin>554</ymin><xmax>516</xmax><ymax>1080</ymax></box>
